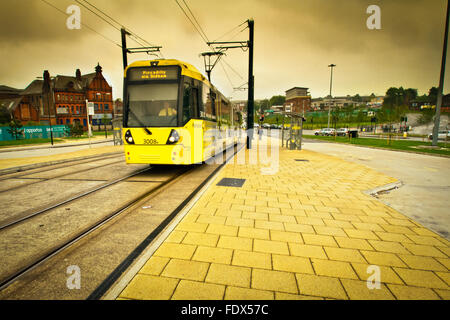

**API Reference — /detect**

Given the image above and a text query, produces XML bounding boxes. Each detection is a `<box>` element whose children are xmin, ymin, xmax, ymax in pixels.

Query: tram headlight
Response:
<box><xmin>166</xmin><ymin>129</ymin><xmax>180</xmax><ymax>144</ymax></box>
<box><xmin>125</xmin><ymin>130</ymin><xmax>135</xmax><ymax>144</ymax></box>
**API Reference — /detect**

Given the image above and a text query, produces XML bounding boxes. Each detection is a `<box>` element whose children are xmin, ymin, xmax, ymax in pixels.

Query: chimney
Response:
<box><xmin>42</xmin><ymin>70</ymin><xmax>51</xmax><ymax>94</ymax></box>
<box><xmin>76</xmin><ymin>69</ymin><xmax>81</xmax><ymax>81</ymax></box>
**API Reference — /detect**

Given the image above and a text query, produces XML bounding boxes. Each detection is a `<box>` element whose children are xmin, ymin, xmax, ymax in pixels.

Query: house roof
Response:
<box><xmin>286</xmin><ymin>87</ymin><xmax>309</xmax><ymax>92</ymax></box>
<box><xmin>0</xmin><ymin>97</ymin><xmax>23</xmax><ymax>112</ymax></box>
<box><xmin>53</xmin><ymin>75</ymin><xmax>84</xmax><ymax>91</ymax></box>
<box><xmin>20</xmin><ymin>80</ymin><xmax>45</xmax><ymax>95</ymax></box>
<box><xmin>0</xmin><ymin>85</ymin><xmax>22</xmax><ymax>94</ymax></box>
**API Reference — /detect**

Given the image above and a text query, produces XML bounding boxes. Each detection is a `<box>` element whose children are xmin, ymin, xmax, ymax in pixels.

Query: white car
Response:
<box><xmin>315</xmin><ymin>128</ymin><xmax>336</xmax><ymax>136</ymax></box>
<box><xmin>428</xmin><ymin>130</ymin><xmax>449</xmax><ymax>140</ymax></box>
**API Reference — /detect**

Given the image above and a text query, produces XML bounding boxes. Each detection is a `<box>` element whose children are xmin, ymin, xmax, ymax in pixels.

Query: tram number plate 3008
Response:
<box><xmin>143</xmin><ymin>139</ymin><xmax>158</xmax><ymax>144</ymax></box>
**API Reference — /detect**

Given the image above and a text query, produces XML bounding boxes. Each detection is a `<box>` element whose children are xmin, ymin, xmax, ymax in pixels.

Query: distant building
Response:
<box><xmin>284</xmin><ymin>87</ymin><xmax>311</xmax><ymax>114</ymax></box>
<box><xmin>114</xmin><ymin>99</ymin><xmax>123</xmax><ymax>116</ymax></box>
<box><xmin>3</xmin><ymin>63</ymin><xmax>113</xmax><ymax>128</ymax></box>
<box><xmin>367</xmin><ymin>96</ymin><xmax>384</xmax><ymax>108</ymax></box>
<box><xmin>311</xmin><ymin>96</ymin><xmax>354</xmax><ymax>111</ymax></box>
<box><xmin>270</xmin><ymin>105</ymin><xmax>284</xmax><ymax>114</ymax></box>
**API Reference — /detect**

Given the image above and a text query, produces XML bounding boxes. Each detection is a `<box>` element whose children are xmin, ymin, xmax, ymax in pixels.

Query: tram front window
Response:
<box><xmin>126</xmin><ymin>83</ymin><xmax>178</xmax><ymax>127</ymax></box>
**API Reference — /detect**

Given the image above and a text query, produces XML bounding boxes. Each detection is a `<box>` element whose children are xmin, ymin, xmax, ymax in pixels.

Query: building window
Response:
<box><xmin>94</xmin><ymin>104</ymin><xmax>98</xmax><ymax>111</ymax></box>
<box><xmin>104</xmin><ymin>104</ymin><xmax>109</xmax><ymax>110</ymax></box>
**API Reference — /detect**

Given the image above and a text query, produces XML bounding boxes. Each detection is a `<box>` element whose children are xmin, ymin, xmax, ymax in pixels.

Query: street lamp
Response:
<box><xmin>327</xmin><ymin>64</ymin><xmax>336</xmax><ymax>129</ymax></box>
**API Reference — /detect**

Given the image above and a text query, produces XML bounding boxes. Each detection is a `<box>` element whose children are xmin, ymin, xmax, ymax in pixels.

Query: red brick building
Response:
<box><xmin>284</xmin><ymin>87</ymin><xmax>311</xmax><ymax>114</ymax></box>
<box><xmin>53</xmin><ymin>64</ymin><xmax>113</xmax><ymax>128</ymax></box>
<box><xmin>4</xmin><ymin>64</ymin><xmax>113</xmax><ymax>129</ymax></box>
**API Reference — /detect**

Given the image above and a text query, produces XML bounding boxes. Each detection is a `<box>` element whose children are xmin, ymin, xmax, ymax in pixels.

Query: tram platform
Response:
<box><xmin>0</xmin><ymin>137</ymin><xmax>121</xmax><ymax>172</ymax></box>
<box><xmin>109</xmin><ymin>136</ymin><xmax>450</xmax><ymax>300</ymax></box>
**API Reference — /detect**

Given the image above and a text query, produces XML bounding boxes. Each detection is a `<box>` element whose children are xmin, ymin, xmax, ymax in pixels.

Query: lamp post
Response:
<box><xmin>432</xmin><ymin>0</ymin><xmax>449</xmax><ymax>146</ymax></box>
<box><xmin>327</xmin><ymin>64</ymin><xmax>336</xmax><ymax>129</ymax></box>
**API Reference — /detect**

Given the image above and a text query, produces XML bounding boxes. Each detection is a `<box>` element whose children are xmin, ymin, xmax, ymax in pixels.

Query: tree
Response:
<box><xmin>0</xmin><ymin>106</ymin><xmax>11</xmax><ymax>124</ymax></box>
<box><xmin>353</xmin><ymin>94</ymin><xmax>362</xmax><ymax>102</ymax></box>
<box><xmin>403</xmin><ymin>88</ymin><xmax>417</xmax><ymax>106</ymax></box>
<box><xmin>342</xmin><ymin>104</ymin><xmax>354</xmax><ymax>127</ymax></box>
<box><xmin>255</xmin><ymin>99</ymin><xmax>270</xmax><ymax>112</ymax></box>
<box><xmin>428</xmin><ymin>87</ymin><xmax>438</xmax><ymax>104</ymax></box>
<box><xmin>269</xmin><ymin>95</ymin><xmax>285</xmax><ymax>107</ymax></box>
<box><xmin>356</xmin><ymin>110</ymin><xmax>365</xmax><ymax>128</ymax></box>
<box><xmin>331</xmin><ymin>110</ymin><xmax>340</xmax><ymax>129</ymax></box>
<box><xmin>383</xmin><ymin>87</ymin><xmax>417</xmax><ymax>109</ymax></box>
<box><xmin>7</xmin><ymin>119</ymin><xmax>23</xmax><ymax>140</ymax></box>
<box><xmin>65</xmin><ymin>122</ymin><xmax>84</xmax><ymax>137</ymax></box>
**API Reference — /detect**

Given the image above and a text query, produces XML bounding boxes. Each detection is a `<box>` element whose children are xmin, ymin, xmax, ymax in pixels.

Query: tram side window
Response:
<box><xmin>203</xmin><ymin>86</ymin><xmax>216</xmax><ymax>121</ymax></box>
<box><xmin>221</xmin><ymin>99</ymin><xmax>231</xmax><ymax>126</ymax></box>
<box><xmin>182</xmin><ymin>81</ymin><xmax>197</xmax><ymax>125</ymax></box>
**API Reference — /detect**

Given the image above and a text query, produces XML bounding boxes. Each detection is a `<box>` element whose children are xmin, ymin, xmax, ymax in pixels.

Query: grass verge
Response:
<box><xmin>303</xmin><ymin>134</ymin><xmax>450</xmax><ymax>157</ymax></box>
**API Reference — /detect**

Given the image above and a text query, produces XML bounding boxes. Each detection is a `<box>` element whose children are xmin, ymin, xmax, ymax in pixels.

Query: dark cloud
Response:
<box><xmin>0</xmin><ymin>0</ymin><xmax>448</xmax><ymax>99</ymax></box>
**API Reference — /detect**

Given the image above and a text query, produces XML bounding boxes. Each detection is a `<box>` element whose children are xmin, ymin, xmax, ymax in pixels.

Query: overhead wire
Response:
<box><xmin>73</xmin><ymin>0</ymin><xmax>163</xmax><ymax>58</ymax></box>
<box><xmin>174</xmin><ymin>0</ymin><xmax>209</xmax><ymax>44</ymax></box>
<box><xmin>40</xmin><ymin>0</ymin><xmax>122</xmax><ymax>48</ymax></box>
<box><xmin>181</xmin><ymin>0</ymin><xmax>210</xmax><ymax>43</ymax></box>
<box><xmin>79</xmin><ymin>0</ymin><xmax>159</xmax><ymax>49</ymax></box>
<box><xmin>73</xmin><ymin>0</ymin><xmax>146</xmax><ymax>48</ymax></box>
<box><xmin>212</xmin><ymin>20</ymin><xmax>247</xmax><ymax>42</ymax></box>
<box><xmin>173</xmin><ymin>0</ymin><xmax>249</xmax><ymax>96</ymax></box>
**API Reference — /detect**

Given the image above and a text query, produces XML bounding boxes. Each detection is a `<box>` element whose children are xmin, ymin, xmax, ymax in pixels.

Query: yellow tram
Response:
<box><xmin>122</xmin><ymin>59</ymin><xmax>241</xmax><ymax>165</ymax></box>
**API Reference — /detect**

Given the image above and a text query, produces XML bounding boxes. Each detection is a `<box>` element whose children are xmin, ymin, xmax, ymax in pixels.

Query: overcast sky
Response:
<box><xmin>0</xmin><ymin>0</ymin><xmax>448</xmax><ymax>101</ymax></box>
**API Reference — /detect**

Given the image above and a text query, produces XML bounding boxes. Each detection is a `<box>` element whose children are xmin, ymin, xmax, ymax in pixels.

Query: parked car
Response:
<box><xmin>315</xmin><ymin>128</ymin><xmax>336</xmax><ymax>136</ymax></box>
<box><xmin>262</xmin><ymin>123</ymin><xmax>271</xmax><ymax>129</ymax></box>
<box><xmin>270</xmin><ymin>124</ymin><xmax>278</xmax><ymax>129</ymax></box>
<box><xmin>336</xmin><ymin>128</ymin><xmax>349</xmax><ymax>136</ymax></box>
<box><xmin>428</xmin><ymin>130</ymin><xmax>449</xmax><ymax>140</ymax></box>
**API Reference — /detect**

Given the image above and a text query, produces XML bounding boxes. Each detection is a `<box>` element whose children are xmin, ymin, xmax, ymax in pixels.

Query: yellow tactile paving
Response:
<box><xmin>0</xmin><ymin>143</ymin><xmax>123</xmax><ymax>170</ymax></box>
<box><xmin>117</xmin><ymin>141</ymin><xmax>450</xmax><ymax>300</ymax></box>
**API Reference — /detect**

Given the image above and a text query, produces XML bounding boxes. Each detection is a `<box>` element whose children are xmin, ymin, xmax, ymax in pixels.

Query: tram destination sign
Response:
<box><xmin>128</xmin><ymin>66</ymin><xmax>179</xmax><ymax>81</ymax></box>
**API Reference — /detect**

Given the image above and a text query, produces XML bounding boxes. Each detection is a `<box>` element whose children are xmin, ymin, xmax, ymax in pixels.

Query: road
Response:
<box><xmin>303</xmin><ymin>139</ymin><xmax>450</xmax><ymax>239</ymax></box>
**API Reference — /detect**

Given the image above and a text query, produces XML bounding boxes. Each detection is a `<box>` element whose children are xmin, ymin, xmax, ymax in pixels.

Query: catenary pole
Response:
<box><xmin>247</xmin><ymin>19</ymin><xmax>254</xmax><ymax>149</ymax></box>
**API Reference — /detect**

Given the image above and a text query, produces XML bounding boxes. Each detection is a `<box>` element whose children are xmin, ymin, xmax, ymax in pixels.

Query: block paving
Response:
<box><xmin>117</xmin><ymin>143</ymin><xmax>450</xmax><ymax>300</ymax></box>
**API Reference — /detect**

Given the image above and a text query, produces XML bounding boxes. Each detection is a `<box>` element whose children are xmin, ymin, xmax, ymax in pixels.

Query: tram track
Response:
<box><xmin>0</xmin><ymin>143</ymin><xmax>243</xmax><ymax>299</ymax></box>
<box><xmin>0</xmin><ymin>152</ymin><xmax>123</xmax><ymax>179</ymax></box>
<box><xmin>0</xmin><ymin>165</ymin><xmax>151</xmax><ymax>231</ymax></box>
<box><xmin>0</xmin><ymin>157</ymin><xmax>125</xmax><ymax>195</ymax></box>
<box><xmin>0</xmin><ymin>164</ymin><xmax>194</xmax><ymax>292</ymax></box>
